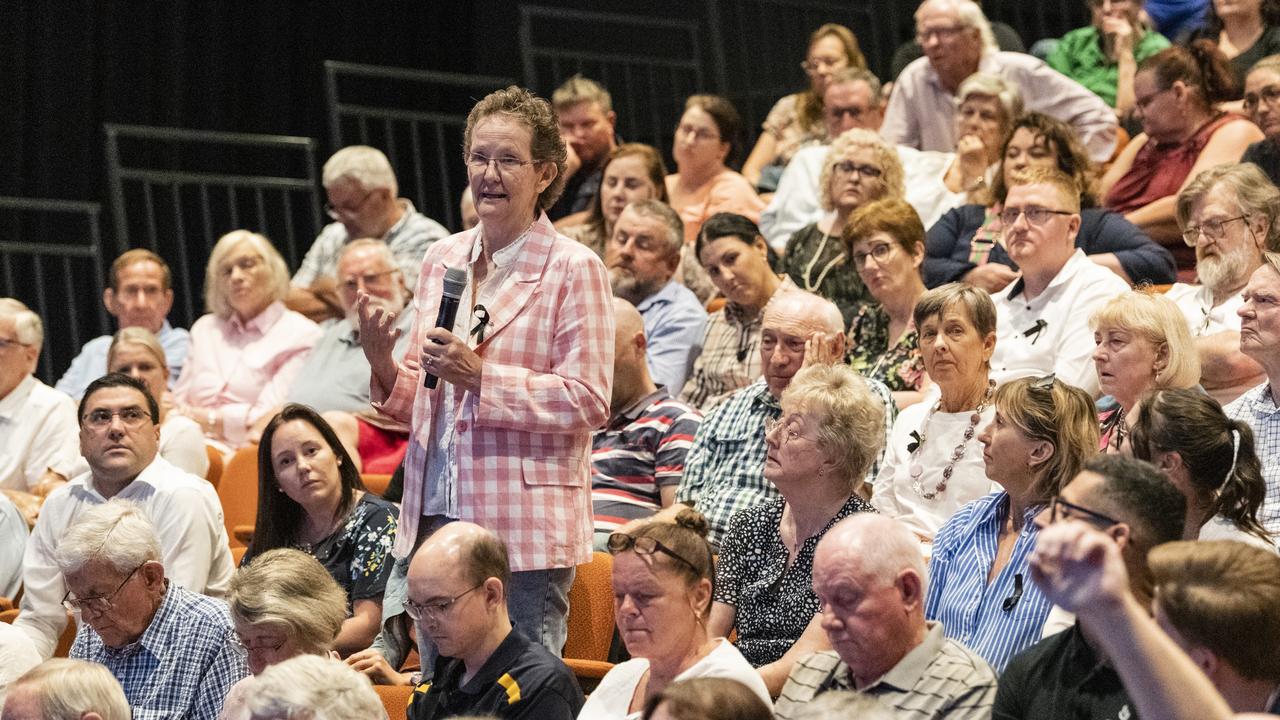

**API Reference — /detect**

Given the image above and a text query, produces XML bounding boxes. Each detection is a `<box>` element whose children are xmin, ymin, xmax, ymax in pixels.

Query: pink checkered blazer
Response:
<box><xmin>375</xmin><ymin>214</ymin><xmax>614</xmax><ymax>571</ymax></box>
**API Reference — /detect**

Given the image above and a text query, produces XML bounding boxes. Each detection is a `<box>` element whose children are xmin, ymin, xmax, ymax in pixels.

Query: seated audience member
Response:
<box><xmin>1224</xmin><ymin>250</ymin><xmax>1280</xmax><ymax>536</ymax></box>
<box><xmin>927</xmin><ymin>375</ymin><xmax>1099</xmax><ymax>672</ymax></box>
<box><xmin>171</xmin><ymin>230</ymin><xmax>321</xmax><ymax>449</ymax></box>
<box><xmin>405</xmin><ymin>522</ymin><xmax>583</xmax><ymax>720</ymax></box>
<box><xmin>780</xmin><ymin>691</ymin><xmax>896</xmax><ymax>720</ymax></box>
<box><xmin>244</xmin><ymin>405</ymin><xmax>398</xmax><ymax>656</ymax></box>
<box><xmin>0</xmin><ymin>299</ymin><xmax>78</xmax><ymax>508</ymax></box>
<box><xmin>1188</xmin><ymin>0</ymin><xmax>1280</xmax><ymax>88</ymax></box>
<box><xmin>674</xmin><ymin>291</ymin><xmax>893</xmax><ymax>547</ymax></box>
<box><xmin>845</xmin><ymin>198</ymin><xmax>930</xmax><ymax>408</ymax></box>
<box><xmin>889</xmin><ymin>0</ymin><xmax>1028</xmax><ymax>79</ymax></box>
<box><xmin>1090</xmin><ymin>291</ymin><xmax>1202</xmax><ymax>451</ymax></box>
<box><xmin>1150</xmin><ymin>541</ymin><xmax>1280</xmax><ymax>713</ymax></box>
<box><xmin>1047</xmin><ymin>0</ymin><xmax>1171</xmax><ymax>116</ymax></box>
<box><xmin>742</xmin><ymin>23</ymin><xmax>867</xmax><ymax>190</ymax></box>
<box><xmin>1244</xmin><ymin>55</ymin><xmax>1280</xmax><ymax>185</ymax></box>
<box><xmin>1101</xmin><ymin>43</ymin><xmax>1263</xmax><ymax>263</ymax></box>
<box><xmin>678</xmin><ymin>213</ymin><xmax>787</xmax><ymax>411</ymax></box>
<box><xmin>583</xmin><ymin>512</ymin><xmax>771</xmax><ymax>718</ymax></box>
<box><xmin>107</xmin><ymin>327</ymin><xmax>208</xmax><ymax>477</ymax></box>
<box><xmin>459</xmin><ymin>186</ymin><xmax>479</xmax><ymax>230</ymax></box>
<box><xmin>0</xmin><ymin>624</ymin><xmax>39</xmax><ymax>711</ymax></box>
<box><xmin>593</xmin><ymin>299</ymin><xmax>703</xmax><ymax>549</ymax></box>
<box><xmin>989</xmin><ymin>169</ymin><xmax>1130</xmax><ymax>396</ymax></box>
<box><xmin>710</xmin><ymin>365</ymin><xmax>882</xmax><ymax>694</ymax></box>
<box><xmin>219</xmin><ymin>548</ymin><xmax>348</xmax><ymax>720</ymax></box>
<box><xmin>277</xmin><ymin>238</ymin><xmax>416</xmax><ymax>473</ymax></box>
<box><xmin>246</xmin><ymin>655</ymin><xmax>386</xmax><ymax>720</ymax></box>
<box><xmin>16</xmin><ymin>373</ymin><xmax>234</xmax><ymax>659</ymax></box>
<box><xmin>777</xmin><ymin>128</ymin><xmax>900</xmax><ymax>326</ymax></box>
<box><xmin>936</xmin><ymin>72</ymin><xmax>1022</xmax><ymax>205</ymax></box>
<box><xmin>0</xmin><ymin>493</ymin><xmax>25</xmax><ymax>598</ymax></box>
<box><xmin>609</xmin><ymin>201</ymin><xmax>708</xmax><ymax>392</ymax></box>
<box><xmin>883</xmin><ymin>0</ymin><xmax>1117</xmax><ymax>162</ymax></box>
<box><xmin>548</xmin><ymin>75</ymin><xmax>620</xmax><ymax>221</ymax></box>
<box><xmin>1169</xmin><ymin>163</ymin><xmax>1274</xmax><ymax>404</ymax></box>
<box><xmin>2</xmin><ymin>659</ymin><xmax>129</xmax><ymax>720</ymax></box>
<box><xmin>872</xmin><ymin>284</ymin><xmax>998</xmax><ymax>545</ymax></box>
<box><xmin>642</xmin><ymin>678</ymin><xmax>774</xmax><ymax>720</ymax></box>
<box><xmin>774</xmin><ymin>515</ymin><xmax>998</xmax><ymax>719</ymax></box>
<box><xmin>55</xmin><ymin>249</ymin><xmax>190</xmax><ymax>400</ymax></box>
<box><xmin>560</xmin><ymin>143</ymin><xmax>669</xmax><ymax>258</ymax></box>
<box><xmin>666</xmin><ymin>95</ymin><xmax>765</xmax><ymax>248</ymax></box>
<box><xmin>926</xmin><ymin>112</ymin><xmax>1176</xmax><ymax>290</ymax></box>
<box><xmin>59</xmin><ymin>500</ymin><xmax>248</xmax><ymax>717</ymax></box>
<box><xmin>994</xmin><ymin>454</ymin><xmax>1187</xmax><ymax>719</ymax></box>
<box><xmin>1130</xmin><ymin>388</ymin><xmax>1274</xmax><ymax>546</ymax></box>
<box><xmin>288</xmin><ymin>145</ymin><xmax>447</xmax><ymax>321</ymax></box>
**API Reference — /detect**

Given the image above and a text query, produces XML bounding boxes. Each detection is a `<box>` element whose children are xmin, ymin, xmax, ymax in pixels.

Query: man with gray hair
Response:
<box><xmin>774</xmin><ymin>514</ymin><xmax>998</xmax><ymax>719</ymax></box>
<box><xmin>881</xmin><ymin>0</ymin><xmax>1117</xmax><ymax>162</ymax></box>
<box><xmin>288</xmin><ymin>145</ymin><xmax>448</xmax><ymax>321</ymax></box>
<box><xmin>58</xmin><ymin>500</ymin><xmax>247</xmax><ymax>718</ymax></box>
<box><xmin>0</xmin><ymin>299</ymin><xmax>79</xmax><ymax>518</ymax></box>
<box><xmin>609</xmin><ymin>200</ymin><xmax>707</xmax><ymax>392</ymax></box>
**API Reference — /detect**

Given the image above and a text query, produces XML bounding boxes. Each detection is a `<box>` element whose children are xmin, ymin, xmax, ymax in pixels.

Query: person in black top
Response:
<box><xmin>405</xmin><ymin>521</ymin><xmax>583</xmax><ymax>720</ymax></box>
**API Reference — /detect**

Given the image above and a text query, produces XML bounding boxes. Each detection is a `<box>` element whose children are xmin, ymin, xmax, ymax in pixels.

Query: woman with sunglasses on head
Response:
<box><xmin>1128</xmin><ymin>387</ymin><xmax>1275</xmax><ymax>548</ymax></box>
<box><xmin>580</xmin><ymin>509</ymin><xmax>771</xmax><ymax>719</ymax></box>
<box><xmin>706</xmin><ymin>364</ymin><xmax>883</xmax><ymax>697</ymax></box>
<box><xmin>925</xmin><ymin>374</ymin><xmax>1099</xmax><ymax>672</ymax></box>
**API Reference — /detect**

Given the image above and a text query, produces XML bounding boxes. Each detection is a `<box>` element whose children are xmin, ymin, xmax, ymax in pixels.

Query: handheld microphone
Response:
<box><xmin>424</xmin><ymin>266</ymin><xmax>468</xmax><ymax>389</ymax></box>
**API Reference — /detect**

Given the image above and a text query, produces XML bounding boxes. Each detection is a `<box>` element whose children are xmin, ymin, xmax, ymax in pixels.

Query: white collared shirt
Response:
<box><xmin>0</xmin><ymin>374</ymin><xmax>80</xmax><ymax>491</ymax></box>
<box><xmin>1164</xmin><ymin>282</ymin><xmax>1244</xmax><ymax>336</ymax></box>
<box><xmin>990</xmin><ymin>249</ymin><xmax>1130</xmax><ymax>397</ymax></box>
<box><xmin>14</xmin><ymin>455</ymin><xmax>234</xmax><ymax>659</ymax></box>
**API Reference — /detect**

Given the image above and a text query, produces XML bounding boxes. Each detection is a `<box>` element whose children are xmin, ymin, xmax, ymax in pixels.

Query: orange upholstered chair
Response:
<box><xmin>205</xmin><ymin>445</ymin><xmax>224</xmax><ymax>488</ymax></box>
<box><xmin>374</xmin><ymin>684</ymin><xmax>414</xmax><ymax>719</ymax></box>
<box><xmin>362</xmin><ymin>473</ymin><xmax>392</xmax><ymax>496</ymax></box>
<box><xmin>0</xmin><ymin>608</ymin><xmax>17</xmax><ymax>624</ymax></box>
<box><xmin>563</xmin><ymin>551</ymin><xmax>616</xmax><ymax>686</ymax></box>
<box><xmin>217</xmin><ymin>446</ymin><xmax>260</xmax><ymax>548</ymax></box>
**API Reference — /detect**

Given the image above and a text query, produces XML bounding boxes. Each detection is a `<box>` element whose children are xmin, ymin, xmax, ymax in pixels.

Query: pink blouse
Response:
<box><xmin>666</xmin><ymin>170</ymin><xmax>767</xmax><ymax>244</ymax></box>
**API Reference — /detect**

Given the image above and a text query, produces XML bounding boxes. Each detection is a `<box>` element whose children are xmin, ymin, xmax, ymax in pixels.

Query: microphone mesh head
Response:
<box><xmin>441</xmin><ymin>266</ymin><xmax>467</xmax><ymax>298</ymax></box>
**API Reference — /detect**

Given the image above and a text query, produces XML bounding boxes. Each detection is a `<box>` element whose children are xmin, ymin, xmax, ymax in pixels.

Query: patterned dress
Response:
<box><xmin>304</xmin><ymin>493</ymin><xmax>399</xmax><ymax>606</ymax></box>
<box><xmin>847</xmin><ymin>303</ymin><xmax>925</xmax><ymax>392</ymax></box>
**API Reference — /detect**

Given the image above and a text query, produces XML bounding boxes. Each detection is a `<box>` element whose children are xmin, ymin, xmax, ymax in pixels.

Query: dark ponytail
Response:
<box><xmin>1140</xmin><ymin>42</ymin><xmax>1240</xmax><ymax>106</ymax></box>
<box><xmin>1208</xmin><ymin>421</ymin><xmax>1272</xmax><ymax>544</ymax></box>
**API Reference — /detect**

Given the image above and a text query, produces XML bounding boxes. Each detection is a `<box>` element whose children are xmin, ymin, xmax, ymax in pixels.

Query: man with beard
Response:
<box><xmin>608</xmin><ymin>200</ymin><xmax>707</xmax><ymax>392</ymax></box>
<box><xmin>1169</xmin><ymin>163</ymin><xmax>1276</xmax><ymax>405</ymax></box>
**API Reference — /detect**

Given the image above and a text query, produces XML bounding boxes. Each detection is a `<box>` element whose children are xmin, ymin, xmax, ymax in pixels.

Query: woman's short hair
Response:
<box><xmin>322</xmin><ymin>145</ymin><xmax>398</xmax><ymax>195</ymax></box>
<box><xmin>1247</xmin><ymin>53</ymin><xmax>1280</xmax><ymax>85</ymax></box>
<box><xmin>842</xmin><ymin>197</ymin><xmax>925</xmax><ymax>257</ymax></box>
<box><xmin>956</xmin><ymin>72</ymin><xmax>1023</xmax><ymax>129</ymax></box>
<box><xmin>204</xmin><ymin>230</ymin><xmax>291</xmax><ymax>319</ymax></box>
<box><xmin>913</xmin><ymin>282</ymin><xmax>997</xmax><ymax>338</ymax></box>
<box><xmin>780</xmin><ymin>364</ymin><xmax>886</xmax><ymax>488</ymax></box>
<box><xmin>1129</xmin><ymin>388</ymin><xmax>1272</xmax><ymax>544</ymax></box>
<box><xmin>248</xmin><ymin>404</ymin><xmax>366</xmax><ymax>558</ymax></box>
<box><xmin>463</xmin><ymin>85</ymin><xmax>569</xmax><ymax>211</ymax></box>
<box><xmin>53</xmin><ymin>499</ymin><xmax>162</xmax><ymax>576</ymax></box>
<box><xmin>819</xmin><ymin>128</ymin><xmax>905</xmax><ymax>211</ymax></box>
<box><xmin>11</xmin><ymin>659</ymin><xmax>131</xmax><ymax>720</ymax></box>
<box><xmin>246</xmin><ymin>655</ymin><xmax>386</xmax><ymax>720</ymax></box>
<box><xmin>625</xmin><ymin>509</ymin><xmax>716</xmax><ymax>614</ymax></box>
<box><xmin>993</xmin><ymin>375</ymin><xmax>1099</xmax><ymax>503</ymax></box>
<box><xmin>583</xmin><ymin>143</ymin><xmax>670</xmax><ymax>232</ymax></box>
<box><xmin>108</xmin><ymin>326</ymin><xmax>169</xmax><ymax>374</ymax></box>
<box><xmin>684</xmin><ymin>94</ymin><xmax>746</xmax><ymax>166</ymax></box>
<box><xmin>641</xmin><ymin>677</ymin><xmax>773</xmax><ymax>720</ymax></box>
<box><xmin>1176</xmin><ymin>163</ymin><xmax>1280</xmax><ymax>251</ymax></box>
<box><xmin>992</xmin><ymin>112</ymin><xmax>1098</xmax><ymax>205</ymax></box>
<box><xmin>1139</xmin><ymin>41</ymin><xmax>1239</xmax><ymax>107</ymax></box>
<box><xmin>228</xmin><ymin>548</ymin><xmax>348</xmax><ymax>655</ymax></box>
<box><xmin>1089</xmin><ymin>290</ymin><xmax>1201</xmax><ymax>390</ymax></box>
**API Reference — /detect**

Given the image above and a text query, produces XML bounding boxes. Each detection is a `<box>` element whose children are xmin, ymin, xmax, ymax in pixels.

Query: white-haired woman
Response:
<box><xmin>172</xmin><ymin>230</ymin><xmax>321</xmax><ymax>449</ymax></box>
<box><xmin>940</xmin><ymin>73</ymin><xmax>1022</xmax><ymax>202</ymax></box>
<box><xmin>708</xmin><ymin>364</ymin><xmax>884</xmax><ymax>696</ymax></box>
<box><xmin>5</xmin><ymin>659</ymin><xmax>132</xmax><ymax>720</ymax></box>
<box><xmin>245</xmin><ymin>655</ymin><xmax>387</xmax><ymax>720</ymax></box>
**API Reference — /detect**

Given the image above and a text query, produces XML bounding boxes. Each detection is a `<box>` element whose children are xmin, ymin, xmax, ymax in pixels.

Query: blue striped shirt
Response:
<box><xmin>925</xmin><ymin>492</ymin><xmax>1052</xmax><ymax>673</ymax></box>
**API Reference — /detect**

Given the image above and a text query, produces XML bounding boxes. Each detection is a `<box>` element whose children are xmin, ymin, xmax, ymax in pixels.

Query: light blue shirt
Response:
<box><xmin>636</xmin><ymin>280</ymin><xmax>707</xmax><ymax>395</ymax></box>
<box><xmin>54</xmin><ymin>321</ymin><xmax>191</xmax><ymax>399</ymax></box>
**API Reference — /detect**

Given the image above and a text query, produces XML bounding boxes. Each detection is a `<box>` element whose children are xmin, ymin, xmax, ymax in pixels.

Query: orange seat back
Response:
<box><xmin>205</xmin><ymin>444</ymin><xmax>224</xmax><ymax>487</ymax></box>
<box><xmin>217</xmin><ymin>446</ymin><xmax>260</xmax><ymax>548</ymax></box>
<box><xmin>362</xmin><ymin>473</ymin><xmax>392</xmax><ymax>496</ymax></box>
<box><xmin>564</xmin><ymin>552</ymin><xmax>615</xmax><ymax>662</ymax></box>
<box><xmin>0</xmin><ymin>608</ymin><xmax>17</xmax><ymax>624</ymax></box>
<box><xmin>374</xmin><ymin>684</ymin><xmax>414</xmax><ymax>720</ymax></box>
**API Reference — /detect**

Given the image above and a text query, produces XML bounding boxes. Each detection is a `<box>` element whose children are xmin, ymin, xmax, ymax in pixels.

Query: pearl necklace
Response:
<box><xmin>909</xmin><ymin>380</ymin><xmax>995</xmax><ymax>500</ymax></box>
<box><xmin>801</xmin><ymin>229</ymin><xmax>845</xmax><ymax>292</ymax></box>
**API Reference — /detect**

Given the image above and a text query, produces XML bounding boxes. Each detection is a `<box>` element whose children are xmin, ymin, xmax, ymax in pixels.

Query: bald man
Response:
<box><xmin>775</xmin><ymin>515</ymin><xmax>997</xmax><ymax>719</ymax></box>
<box><xmin>404</xmin><ymin>522</ymin><xmax>582</xmax><ymax>720</ymax></box>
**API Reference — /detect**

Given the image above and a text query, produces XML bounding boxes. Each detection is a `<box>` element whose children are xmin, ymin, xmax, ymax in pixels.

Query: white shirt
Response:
<box><xmin>577</xmin><ymin>638</ymin><xmax>771</xmax><ymax>719</ymax></box>
<box><xmin>872</xmin><ymin>400</ymin><xmax>998</xmax><ymax>542</ymax></box>
<box><xmin>63</xmin><ymin>413</ymin><xmax>211</xmax><ymax>481</ymax></box>
<box><xmin>0</xmin><ymin>375</ymin><xmax>79</xmax><ymax>491</ymax></box>
<box><xmin>1199</xmin><ymin>515</ymin><xmax>1278</xmax><ymax>551</ymax></box>
<box><xmin>0</xmin><ymin>493</ymin><xmax>27</xmax><ymax>598</ymax></box>
<box><xmin>0</xmin><ymin>622</ymin><xmax>40</xmax><ymax>709</ymax></box>
<box><xmin>1164</xmin><ymin>282</ymin><xmax>1244</xmax><ymax>336</ymax></box>
<box><xmin>14</xmin><ymin>455</ymin><xmax>235</xmax><ymax>659</ymax></box>
<box><xmin>990</xmin><ymin>249</ymin><xmax>1129</xmax><ymax>397</ymax></box>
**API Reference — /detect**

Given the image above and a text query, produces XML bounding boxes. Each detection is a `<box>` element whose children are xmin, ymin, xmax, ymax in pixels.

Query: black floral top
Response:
<box><xmin>305</xmin><ymin>494</ymin><xmax>399</xmax><ymax>605</ymax></box>
<box><xmin>779</xmin><ymin>223</ymin><xmax>872</xmax><ymax>328</ymax></box>
<box><xmin>847</xmin><ymin>303</ymin><xmax>925</xmax><ymax>392</ymax></box>
<box><xmin>714</xmin><ymin>494</ymin><xmax>874</xmax><ymax>667</ymax></box>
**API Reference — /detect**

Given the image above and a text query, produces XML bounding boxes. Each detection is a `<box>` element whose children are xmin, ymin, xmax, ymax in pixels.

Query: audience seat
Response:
<box><xmin>53</xmin><ymin>615</ymin><xmax>76</xmax><ymax>657</ymax></box>
<box><xmin>362</xmin><ymin>473</ymin><xmax>392</xmax><ymax>496</ymax></box>
<box><xmin>0</xmin><ymin>596</ymin><xmax>12</xmax><ymax>611</ymax></box>
<box><xmin>217</xmin><ymin>446</ymin><xmax>260</xmax><ymax>548</ymax></box>
<box><xmin>231</xmin><ymin>545</ymin><xmax>248</xmax><ymax>566</ymax></box>
<box><xmin>374</xmin><ymin>684</ymin><xmax>414</xmax><ymax>719</ymax></box>
<box><xmin>0</xmin><ymin>608</ymin><xmax>16</xmax><ymax>624</ymax></box>
<box><xmin>563</xmin><ymin>551</ymin><xmax>615</xmax><ymax>688</ymax></box>
<box><xmin>205</xmin><ymin>444</ymin><xmax>224</xmax><ymax>488</ymax></box>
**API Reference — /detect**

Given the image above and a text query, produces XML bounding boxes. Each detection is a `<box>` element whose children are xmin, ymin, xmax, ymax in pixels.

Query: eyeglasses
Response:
<box><xmin>62</xmin><ymin>564</ymin><xmax>143</xmax><ymax>613</ymax></box>
<box><xmin>339</xmin><ymin>270</ymin><xmax>397</xmax><ymax>294</ymax></box>
<box><xmin>606</xmin><ymin>533</ymin><xmax>701</xmax><ymax>575</ymax></box>
<box><xmin>800</xmin><ymin>56</ymin><xmax>845</xmax><ymax>73</ymax></box>
<box><xmin>999</xmin><ymin>206</ymin><xmax>1073</xmax><ymax>226</ymax></box>
<box><xmin>324</xmin><ymin>188</ymin><xmax>376</xmax><ymax>220</ymax></box>
<box><xmin>465</xmin><ymin>152</ymin><xmax>535</xmax><ymax>174</ymax></box>
<box><xmin>675</xmin><ymin>124</ymin><xmax>721</xmax><ymax>143</ymax></box>
<box><xmin>852</xmin><ymin>242</ymin><xmax>896</xmax><ymax>269</ymax></box>
<box><xmin>827</xmin><ymin>106</ymin><xmax>871</xmax><ymax>121</ymax></box>
<box><xmin>915</xmin><ymin>24</ymin><xmax>968</xmax><ymax>44</ymax></box>
<box><xmin>1243</xmin><ymin>84</ymin><xmax>1280</xmax><ymax>113</ymax></box>
<box><xmin>404</xmin><ymin>584</ymin><xmax>483</xmax><ymax>623</ymax></box>
<box><xmin>832</xmin><ymin>161</ymin><xmax>883</xmax><ymax>178</ymax></box>
<box><xmin>231</xmin><ymin>632</ymin><xmax>288</xmax><ymax>654</ymax></box>
<box><xmin>1180</xmin><ymin>215</ymin><xmax>1248</xmax><ymax>246</ymax></box>
<box><xmin>81</xmin><ymin>406</ymin><xmax>153</xmax><ymax>430</ymax></box>
<box><xmin>1049</xmin><ymin>496</ymin><xmax>1120</xmax><ymax>528</ymax></box>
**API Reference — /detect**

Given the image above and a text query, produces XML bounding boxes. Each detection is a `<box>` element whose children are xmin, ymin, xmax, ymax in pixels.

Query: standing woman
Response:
<box><xmin>358</xmin><ymin>86</ymin><xmax>614</xmax><ymax>654</ymax></box>
<box><xmin>559</xmin><ymin>143</ymin><xmax>669</xmax><ymax>258</ymax></box>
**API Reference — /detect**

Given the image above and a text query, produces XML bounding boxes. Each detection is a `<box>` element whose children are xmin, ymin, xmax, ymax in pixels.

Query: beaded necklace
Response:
<box><xmin>908</xmin><ymin>380</ymin><xmax>995</xmax><ymax>500</ymax></box>
<box><xmin>801</xmin><ymin>229</ymin><xmax>845</xmax><ymax>292</ymax></box>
